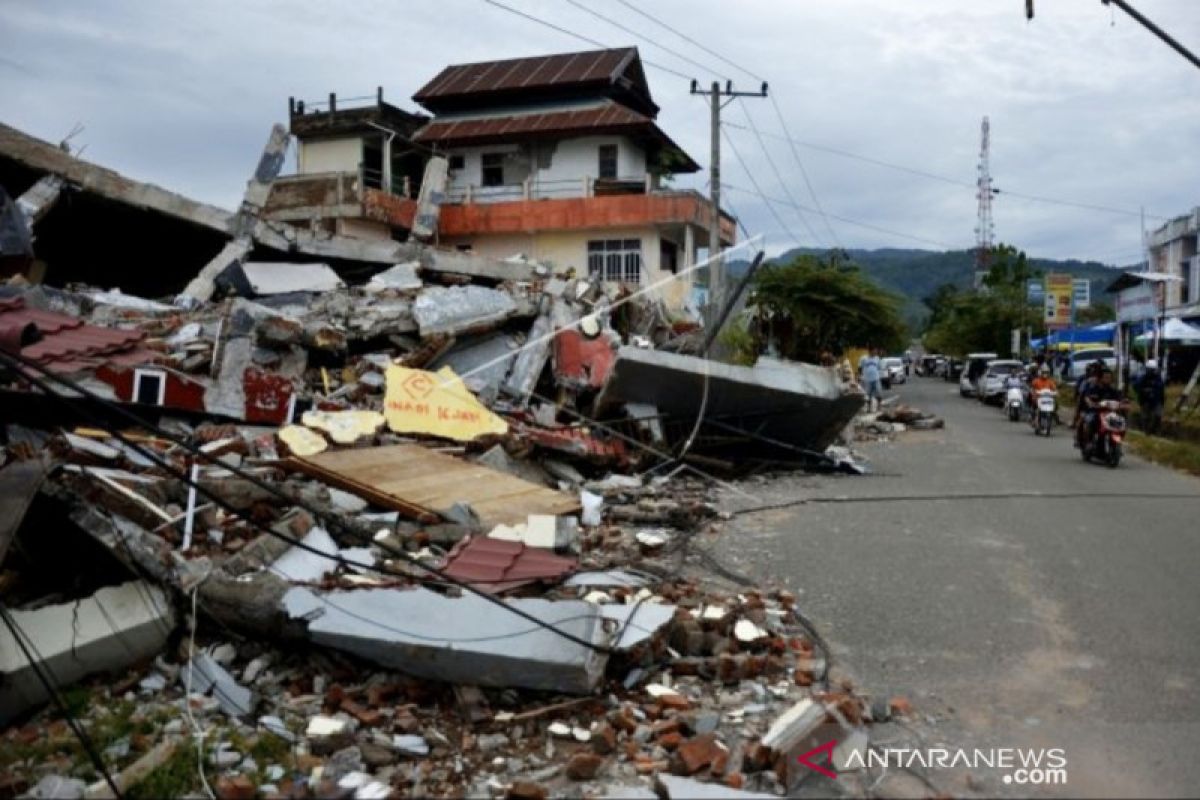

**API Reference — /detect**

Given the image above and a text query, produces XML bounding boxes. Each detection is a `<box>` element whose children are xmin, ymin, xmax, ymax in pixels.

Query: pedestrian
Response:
<box><xmin>861</xmin><ymin>347</ymin><xmax>884</xmax><ymax>412</ymax></box>
<box><xmin>1134</xmin><ymin>359</ymin><xmax>1166</xmax><ymax>435</ymax></box>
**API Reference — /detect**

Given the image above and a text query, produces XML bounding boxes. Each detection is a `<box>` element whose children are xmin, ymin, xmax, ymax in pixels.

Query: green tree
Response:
<box><xmin>1076</xmin><ymin>302</ymin><xmax>1115</xmax><ymax>324</ymax></box>
<box><xmin>922</xmin><ymin>244</ymin><xmax>1046</xmax><ymax>357</ymax></box>
<box><xmin>746</xmin><ymin>252</ymin><xmax>906</xmax><ymax>362</ymax></box>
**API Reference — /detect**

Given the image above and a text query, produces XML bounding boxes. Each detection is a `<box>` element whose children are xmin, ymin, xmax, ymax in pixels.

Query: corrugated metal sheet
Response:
<box><xmin>0</xmin><ymin>296</ymin><xmax>156</xmax><ymax>372</ymax></box>
<box><xmin>413</xmin><ymin>100</ymin><xmax>650</xmax><ymax>146</ymax></box>
<box><xmin>441</xmin><ymin>535</ymin><xmax>577</xmax><ymax>594</ymax></box>
<box><xmin>414</xmin><ymin>48</ymin><xmax>635</xmax><ymax>103</ymax></box>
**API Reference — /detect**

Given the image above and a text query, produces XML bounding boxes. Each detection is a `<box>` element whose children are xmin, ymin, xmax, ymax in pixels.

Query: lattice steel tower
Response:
<box><xmin>974</xmin><ymin>116</ymin><xmax>995</xmax><ymax>289</ymax></box>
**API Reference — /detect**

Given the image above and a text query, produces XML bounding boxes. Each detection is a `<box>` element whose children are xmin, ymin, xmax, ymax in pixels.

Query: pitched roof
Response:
<box><xmin>440</xmin><ymin>535</ymin><xmax>577</xmax><ymax>595</ymax></box>
<box><xmin>413</xmin><ymin>100</ymin><xmax>700</xmax><ymax>173</ymax></box>
<box><xmin>413</xmin><ymin>47</ymin><xmax>656</xmax><ymax>116</ymax></box>
<box><xmin>0</xmin><ymin>295</ymin><xmax>158</xmax><ymax>373</ymax></box>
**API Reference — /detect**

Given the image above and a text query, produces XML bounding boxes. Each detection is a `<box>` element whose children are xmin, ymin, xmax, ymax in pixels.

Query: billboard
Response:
<box><xmin>1044</xmin><ymin>273</ymin><xmax>1073</xmax><ymax>329</ymax></box>
<box><xmin>1115</xmin><ymin>281</ymin><xmax>1159</xmax><ymax>322</ymax></box>
<box><xmin>1072</xmin><ymin>279</ymin><xmax>1091</xmax><ymax>309</ymax></box>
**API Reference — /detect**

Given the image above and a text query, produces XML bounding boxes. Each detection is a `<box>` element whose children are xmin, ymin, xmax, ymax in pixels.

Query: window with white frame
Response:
<box><xmin>587</xmin><ymin>239</ymin><xmax>642</xmax><ymax>284</ymax></box>
<box><xmin>133</xmin><ymin>368</ymin><xmax>166</xmax><ymax>406</ymax></box>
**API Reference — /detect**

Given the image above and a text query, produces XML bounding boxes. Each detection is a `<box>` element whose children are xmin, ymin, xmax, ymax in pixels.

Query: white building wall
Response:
<box><xmin>444</xmin><ymin>136</ymin><xmax>647</xmax><ymax>202</ymax></box>
<box><xmin>441</xmin><ymin>223</ymin><xmax>697</xmax><ymax>310</ymax></box>
<box><xmin>298</xmin><ymin>138</ymin><xmax>363</xmax><ymax>174</ymax></box>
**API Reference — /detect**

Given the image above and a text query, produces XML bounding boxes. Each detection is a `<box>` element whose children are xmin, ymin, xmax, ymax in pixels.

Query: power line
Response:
<box><xmin>721</xmin><ymin>180</ymin><xmax>964</xmax><ymax>251</ymax></box>
<box><xmin>0</xmin><ymin>349</ymin><xmax>618</xmax><ymax>657</ymax></box>
<box><xmin>735</xmin><ymin>99</ymin><xmax>827</xmax><ymax>248</ymax></box>
<box><xmin>560</xmin><ymin>0</ymin><xmax>728</xmax><ymax>80</ymax></box>
<box><xmin>614</xmin><ymin>0</ymin><xmax>766</xmax><ymax>83</ymax></box>
<box><xmin>721</xmin><ymin>120</ymin><xmax>1167</xmax><ymax>221</ymax></box>
<box><xmin>0</xmin><ymin>604</ymin><xmax>124</xmax><ymax>799</ymax></box>
<box><xmin>768</xmin><ymin>94</ymin><xmax>842</xmax><ymax>248</ymax></box>
<box><xmin>479</xmin><ymin>0</ymin><xmax>693</xmax><ymax>81</ymax></box>
<box><xmin>720</xmin><ymin>123</ymin><xmax>808</xmax><ymax>250</ymax></box>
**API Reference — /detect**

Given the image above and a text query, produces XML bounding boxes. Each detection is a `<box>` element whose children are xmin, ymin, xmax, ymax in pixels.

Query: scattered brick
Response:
<box><xmin>566</xmin><ymin>752</ymin><xmax>604</xmax><ymax>781</ymax></box>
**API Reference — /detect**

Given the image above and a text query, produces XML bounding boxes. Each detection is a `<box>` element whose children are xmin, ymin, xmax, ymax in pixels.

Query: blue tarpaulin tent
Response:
<box><xmin>1032</xmin><ymin>322</ymin><xmax>1116</xmax><ymax>351</ymax></box>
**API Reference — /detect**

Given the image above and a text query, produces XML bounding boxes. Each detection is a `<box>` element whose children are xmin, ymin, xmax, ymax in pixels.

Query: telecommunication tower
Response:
<box><xmin>974</xmin><ymin>116</ymin><xmax>995</xmax><ymax>289</ymax></box>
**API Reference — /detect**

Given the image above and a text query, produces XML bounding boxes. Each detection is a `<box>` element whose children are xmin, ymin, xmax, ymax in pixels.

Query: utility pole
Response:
<box><xmin>690</xmin><ymin>79</ymin><xmax>768</xmax><ymax>326</ymax></box>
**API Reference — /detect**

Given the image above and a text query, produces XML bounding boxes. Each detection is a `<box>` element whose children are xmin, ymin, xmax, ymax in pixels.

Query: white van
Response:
<box><xmin>959</xmin><ymin>352</ymin><xmax>999</xmax><ymax>397</ymax></box>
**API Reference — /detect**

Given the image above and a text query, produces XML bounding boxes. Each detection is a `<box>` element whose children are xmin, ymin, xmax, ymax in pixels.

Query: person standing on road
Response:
<box><xmin>1134</xmin><ymin>359</ymin><xmax>1166</xmax><ymax>436</ymax></box>
<box><xmin>860</xmin><ymin>348</ymin><xmax>884</xmax><ymax>412</ymax></box>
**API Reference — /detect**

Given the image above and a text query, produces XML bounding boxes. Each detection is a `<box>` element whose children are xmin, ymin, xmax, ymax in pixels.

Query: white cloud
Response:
<box><xmin>0</xmin><ymin>0</ymin><xmax>1195</xmax><ymax>265</ymax></box>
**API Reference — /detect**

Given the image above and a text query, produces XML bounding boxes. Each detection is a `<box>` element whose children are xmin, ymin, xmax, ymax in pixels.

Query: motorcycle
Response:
<box><xmin>1005</xmin><ymin>382</ymin><xmax>1026</xmax><ymax>422</ymax></box>
<box><xmin>1079</xmin><ymin>399</ymin><xmax>1130</xmax><ymax>468</ymax></box>
<box><xmin>1032</xmin><ymin>389</ymin><xmax>1057</xmax><ymax>436</ymax></box>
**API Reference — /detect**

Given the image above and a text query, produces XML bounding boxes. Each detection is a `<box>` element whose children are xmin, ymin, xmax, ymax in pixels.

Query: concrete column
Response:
<box><xmin>382</xmin><ymin>135</ymin><xmax>393</xmax><ymax>194</ymax></box>
<box><xmin>684</xmin><ymin>224</ymin><xmax>695</xmax><ymax>272</ymax></box>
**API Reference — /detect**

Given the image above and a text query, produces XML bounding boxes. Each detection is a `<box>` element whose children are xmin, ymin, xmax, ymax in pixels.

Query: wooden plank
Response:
<box><xmin>289</xmin><ymin>444</ymin><xmax>579</xmax><ymax>528</ymax></box>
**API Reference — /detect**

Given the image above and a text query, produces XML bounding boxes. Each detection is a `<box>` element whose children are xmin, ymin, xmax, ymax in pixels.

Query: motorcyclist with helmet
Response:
<box><xmin>1077</xmin><ymin>368</ymin><xmax>1124</xmax><ymax>448</ymax></box>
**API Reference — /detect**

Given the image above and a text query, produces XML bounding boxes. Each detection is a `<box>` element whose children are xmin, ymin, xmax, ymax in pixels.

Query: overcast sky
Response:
<box><xmin>2</xmin><ymin>0</ymin><xmax>1197</xmax><ymax>265</ymax></box>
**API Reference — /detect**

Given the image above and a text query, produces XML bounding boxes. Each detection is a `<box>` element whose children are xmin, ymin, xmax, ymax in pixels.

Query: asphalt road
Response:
<box><xmin>713</xmin><ymin>375</ymin><xmax>1200</xmax><ymax>798</ymax></box>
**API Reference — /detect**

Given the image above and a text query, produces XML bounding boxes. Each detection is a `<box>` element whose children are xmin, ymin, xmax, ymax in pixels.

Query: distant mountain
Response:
<box><xmin>728</xmin><ymin>248</ymin><xmax>1133</xmax><ymax>332</ymax></box>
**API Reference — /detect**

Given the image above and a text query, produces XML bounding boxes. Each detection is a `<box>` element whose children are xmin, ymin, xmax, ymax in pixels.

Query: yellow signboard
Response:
<box><xmin>384</xmin><ymin>365</ymin><xmax>508</xmax><ymax>442</ymax></box>
<box><xmin>1043</xmin><ymin>273</ymin><xmax>1073</xmax><ymax>329</ymax></box>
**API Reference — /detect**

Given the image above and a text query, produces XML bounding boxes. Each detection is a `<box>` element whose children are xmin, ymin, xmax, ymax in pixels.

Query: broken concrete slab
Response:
<box><xmin>237</xmin><ymin>262</ymin><xmax>346</xmax><ymax>296</ymax></box>
<box><xmin>656</xmin><ymin>775</ymin><xmax>775</xmax><ymax>799</ymax></box>
<box><xmin>282</xmin><ymin>586</ymin><xmax>608</xmax><ymax>693</ymax></box>
<box><xmin>0</xmin><ymin>581</ymin><xmax>175</xmax><ymax>724</ymax></box>
<box><xmin>594</xmin><ymin>348</ymin><xmax>864</xmax><ymax>454</ymax></box>
<box><xmin>760</xmin><ymin>698</ymin><xmax>826</xmax><ymax>753</ymax></box>
<box><xmin>412</xmin><ymin>285</ymin><xmax>518</xmax><ymax>337</ymax></box>
<box><xmin>186</xmin><ymin>651</ymin><xmax>255</xmax><ymax>718</ymax></box>
<box><xmin>599</xmin><ymin>602</ymin><xmax>676</xmax><ymax>650</ymax></box>
<box><xmin>366</xmin><ymin>262</ymin><xmax>423</xmax><ymax>292</ymax></box>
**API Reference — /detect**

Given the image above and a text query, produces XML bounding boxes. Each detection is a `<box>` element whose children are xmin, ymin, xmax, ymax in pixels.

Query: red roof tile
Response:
<box><xmin>414</xmin><ymin>48</ymin><xmax>638</xmax><ymax>104</ymax></box>
<box><xmin>0</xmin><ymin>296</ymin><xmax>152</xmax><ymax>373</ymax></box>
<box><xmin>441</xmin><ymin>536</ymin><xmax>576</xmax><ymax>594</ymax></box>
<box><xmin>415</xmin><ymin>100</ymin><xmax>650</xmax><ymax>145</ymax></box>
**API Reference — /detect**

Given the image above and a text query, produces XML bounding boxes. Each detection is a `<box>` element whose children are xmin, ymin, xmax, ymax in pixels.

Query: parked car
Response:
<box><xmin>944</xmin><ymin>358</ymin><xmax>964</xmax><ymax>381</ymax></box>
<box><xmin>978</xmin><ymin>359</ymin><xmax>1025</xmax><ymax>404</ymax></box>
<box><xmin>882</xmin><ymin>357</ymin><xmax>906</xmax><ymax>387</ymax></box>
<box><xmin>1067</xmin><ymin>348</ymin><xmax>1117</xmax><ymax>380</ymax></box>
<box><xmin>918</xmin><ymin>355</ymin><xmax>943</xmax><ymax>376</ymax></box>
<box><xmin>959</xmin><ymin>352</ymin><xmax>998</xmax><ymax>396</ymax></box>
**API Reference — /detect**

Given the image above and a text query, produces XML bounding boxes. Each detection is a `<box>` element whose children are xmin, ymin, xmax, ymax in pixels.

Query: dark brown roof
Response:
<box><xmin>413</xmin><ymin>47</ymin><xmax>656</xmax><ymax>117</ymax></box>
<box><xmin>0</xmin><ymin>295</ymin><xmax>158</xmax><ymax>373</ymax></box>
<box><xmin>440</xmin><ymin>535</ymin><xmax>577</xmax><ymax>595</ymax></box>
<box><xmin>413</xmin><ymin>101</ymin><xmax>700</xmax><ymax>173</ymax></box>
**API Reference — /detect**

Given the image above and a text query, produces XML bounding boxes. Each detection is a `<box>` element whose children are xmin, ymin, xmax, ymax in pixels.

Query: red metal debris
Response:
<box><xmin>553</xmin><ymin>329</ymin><xmax>617</xmax><ymax>391</ymax></box>
<box><xmin>440</xmin><ymin>535</ymin><xmax>576</xmax><ymax>594</ymax></box>
<box><xmin>0</xmin><ymin>296</ymin><xmax>158</xmax><ymax>373</ymax></box>
<box><xmin>515</xmin><ymin>422</ymin><xmax>629</xmax><ymax>466</ymax></box>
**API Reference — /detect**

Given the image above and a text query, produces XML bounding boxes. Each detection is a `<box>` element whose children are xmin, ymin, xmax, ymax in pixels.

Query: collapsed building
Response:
<box><xmin>0</xmin><ymin>46</ymin><xmax>936</xmax><ymax>800</ymax></box>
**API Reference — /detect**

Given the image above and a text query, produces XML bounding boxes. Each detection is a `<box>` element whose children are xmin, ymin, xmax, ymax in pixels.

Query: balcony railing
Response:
<box><xmin>445</xmin><ymin>174</ymin><xmax>657</xmax><ymax>204</ymax></box>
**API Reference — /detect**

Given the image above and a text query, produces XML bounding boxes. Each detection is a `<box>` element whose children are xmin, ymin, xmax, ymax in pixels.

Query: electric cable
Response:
<box><xmin>613</xmin><ymin>0</ymin><xmax>766</xmax><ymax>83</ymax></box>
<box><xmin>0</xmin><ymin>350</ymin><xmax>619</xmax><ymax>656</ymax></box>
<box><xmin>561</xmin><ymin>0</ymin><xmax>729</xmax><ymax>80</ymax></box>
<box><xmin>737</xmin><ymin>99</ymin><xmax>827</xmax><ymax>248</ymax></box>
<box><xmin>720</xmin><ymin>180</ymin><xmax>964</xmax><ymax>250</ymax></box>
<box><xmin>479</xmin><ymin>0</ymin><xmax>693</xmax><ymax>81</ymax></box>
<box><xmin>720</xmin><ymin>124</ymin><xmax>808</xmax><ymax>249</ymax></box>
<box><xmin>768</xmin><ymin>94</ymin><xmax>842</xmax><ymax>248</ymax></box>
<box><xmin>720</xmin><ymin>120</ymin><xmax>1167</xmax><ymax>222</ymax></box>
<box><xmin>0</xmin><ymin>604</ymin><xmax>124</xmax><ymax>799</ymax></box>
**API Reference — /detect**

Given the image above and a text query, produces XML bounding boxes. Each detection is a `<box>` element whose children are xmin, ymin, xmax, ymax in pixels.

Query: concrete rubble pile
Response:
<box><xmin>0</xmin><ymin>122</ymin><xmax>914</xmax><ymax>799</ymax></box>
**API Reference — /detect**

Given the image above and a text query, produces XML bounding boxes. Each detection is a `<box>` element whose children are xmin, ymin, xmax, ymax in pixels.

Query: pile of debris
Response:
<box><xmin>854</xmin><ymin>403</ymin><xmax>945</xmax><ymax>440</ymax></box>
<box><xmin>0</xmin><ymin>418</ymin><xmax>915</xmax><ymax>798</ymax></box>
<box><xmin>0</xmin><ymin>120</ymin><xmax>914</xmax><ymax>799</ymax></box>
